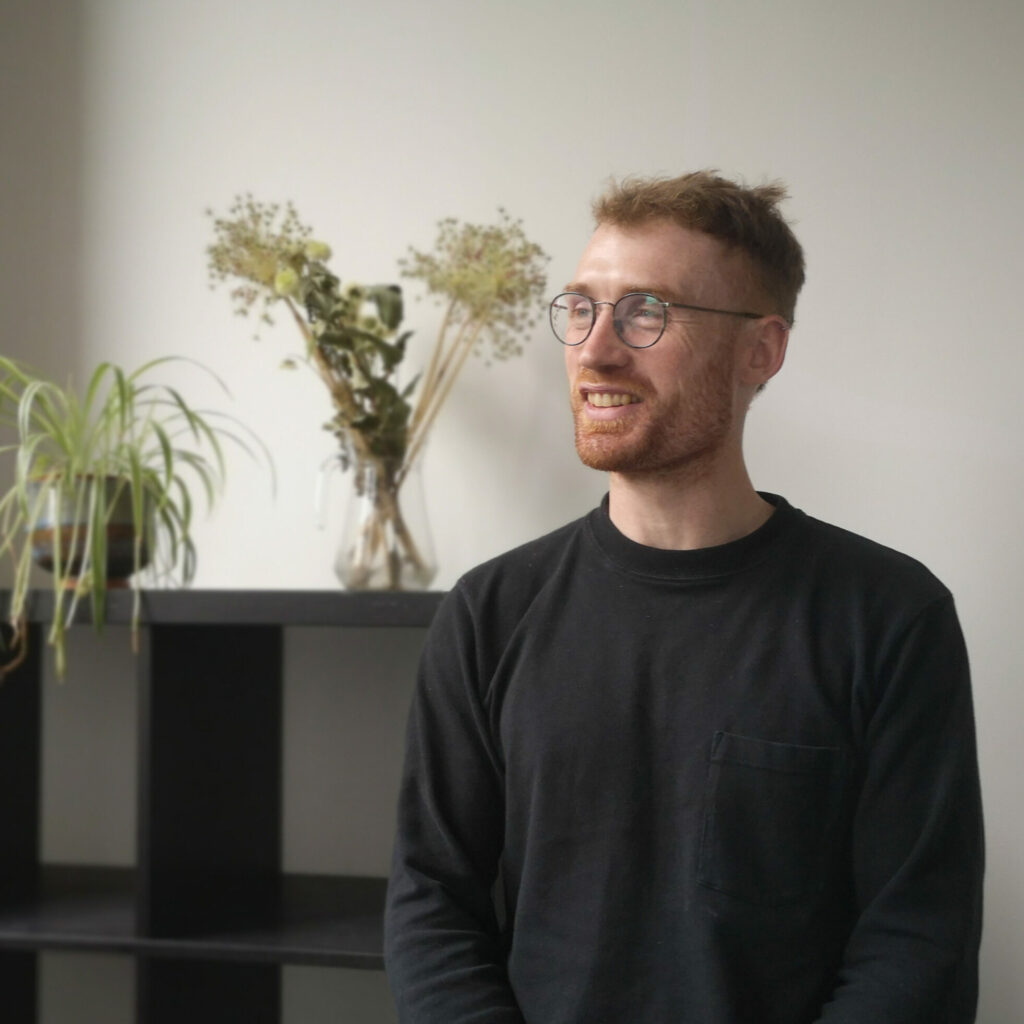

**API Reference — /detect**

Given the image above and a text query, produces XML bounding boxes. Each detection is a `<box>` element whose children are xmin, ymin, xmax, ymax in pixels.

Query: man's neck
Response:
<box><xmin>606</xmin><ymin>459</ymin><xmax>773</xmax><ymax>551</ymax></box>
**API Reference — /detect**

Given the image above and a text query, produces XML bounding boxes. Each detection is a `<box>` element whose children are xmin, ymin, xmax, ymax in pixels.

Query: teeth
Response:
<box><xmin>587</xmin><ymin>392</ymin><xmax>638</xmax><ymax>407</ymax></box>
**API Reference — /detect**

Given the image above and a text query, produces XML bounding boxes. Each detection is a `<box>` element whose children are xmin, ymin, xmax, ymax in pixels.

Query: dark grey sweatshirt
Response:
<box><xmin>385</xmin><ymin>496</ymin><xmax>983</xmax><ymax>1023</ymax></box>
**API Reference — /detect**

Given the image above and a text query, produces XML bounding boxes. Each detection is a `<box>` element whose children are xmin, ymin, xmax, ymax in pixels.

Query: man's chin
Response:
<box><xmin>573</xmin><ymin>435</ymin><xmax>645</xmax><ymax>473</ymax></box>
<box><xmin>573</xmin><ymin>425</ymin><xmax>729</xmax><ymax>478</ymax></box>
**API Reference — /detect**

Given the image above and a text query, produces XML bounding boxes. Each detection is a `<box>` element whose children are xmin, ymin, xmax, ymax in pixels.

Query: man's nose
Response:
<box><xmin>578</xmin><ymin>304</ymin><xmax>629</xmax><ymax>370</ymax></box>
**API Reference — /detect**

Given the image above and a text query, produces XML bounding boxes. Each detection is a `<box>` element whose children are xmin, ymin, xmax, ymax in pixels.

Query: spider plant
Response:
<box><xmin>0</xmin><ymin>355</ymin><xmax>269</xmax><ymax>678</ymax></box>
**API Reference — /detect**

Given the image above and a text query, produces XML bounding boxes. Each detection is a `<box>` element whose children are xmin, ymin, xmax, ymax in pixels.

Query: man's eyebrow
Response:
<box><xmin>562</xmin><ymin>282</ymin><xmax>689</xmax><ymax>303</ymax></box>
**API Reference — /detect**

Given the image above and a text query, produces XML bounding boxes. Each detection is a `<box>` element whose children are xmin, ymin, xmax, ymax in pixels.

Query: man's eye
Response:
<box><xmin>627</xmin><ymin>307</ymin><xmax>662</xmax><ymax>329</ymax></box>
<box><xmin>568</xmin><ymin>303</ymin><xmax>593</xmax><ymax>320</ymax></box>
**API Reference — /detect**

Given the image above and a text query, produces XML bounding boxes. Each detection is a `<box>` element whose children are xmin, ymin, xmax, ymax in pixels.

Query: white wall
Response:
<box><xmin>3</xmin><ymin>0</ymin><xmax>1022</xmax><ymax>1020</ymax></box>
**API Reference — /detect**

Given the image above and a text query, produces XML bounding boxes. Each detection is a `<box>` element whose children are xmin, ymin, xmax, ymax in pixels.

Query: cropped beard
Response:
<box><xmin>571</xmin><ymin>355</ymin><xmax>734</xmax><ymax>477</ymax></box>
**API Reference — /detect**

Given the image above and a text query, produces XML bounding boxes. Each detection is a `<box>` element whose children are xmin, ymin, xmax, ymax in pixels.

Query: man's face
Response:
<box><xmin>563</xmin><ymin>219</ymin><xmax>756</xmax><ymax>478</ymax></box>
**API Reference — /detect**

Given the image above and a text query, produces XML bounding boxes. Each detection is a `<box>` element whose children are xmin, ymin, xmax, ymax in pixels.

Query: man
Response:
<box><xmin>384</xmin><ymin>171</ymin><xmax>984</xmax><ymax>1023</ymax></box>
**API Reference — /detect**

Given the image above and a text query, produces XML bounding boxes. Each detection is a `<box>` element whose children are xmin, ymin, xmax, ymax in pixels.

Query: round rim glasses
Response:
<box><xmin>549</xmin><ymin>291</ymin><xmax>769</xmax><ymax>350</ymax></box>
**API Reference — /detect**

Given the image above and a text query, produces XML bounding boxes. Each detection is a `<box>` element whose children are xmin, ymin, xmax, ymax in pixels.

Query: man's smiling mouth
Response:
<box><xmin>585</xmin><ymin>391</ymin><xmax>641</xmax><ymax>408</ymax></box>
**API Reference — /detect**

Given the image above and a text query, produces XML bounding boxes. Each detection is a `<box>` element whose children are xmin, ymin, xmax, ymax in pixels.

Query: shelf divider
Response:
<box><xmin>138</xmin><ymin>623</ymin><xmax>283</xmax><ymax>938</ymax></box>
<box><xmin>137</xmin><ymin>621</ymin><xmax>284</xmax><ymax>1022</ymax></box>
<box><xmin>0</xmin><ymin>623</ymin><xmax>42</xmax><ymax>908</ymax></box>
<box><xmin>137</xmin><ymin>957</ymin><xmax>280</xmax><ymax>1023</ymax></box>
<box><xmin>0</xmin><ymin>622</ymin><xmax>42</xmax><ymax>1024</ymax></box>
<box><xmin>0</xmin><ymin>950</ymin><xmax>36</xmax><ymax>1022</ymax></box>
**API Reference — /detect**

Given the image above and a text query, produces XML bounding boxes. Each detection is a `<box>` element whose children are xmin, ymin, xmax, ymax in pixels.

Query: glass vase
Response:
<box><xmin>335</xmin><ymin>453</ymin><xmax>437</xmax><ymax>591</ymax></box>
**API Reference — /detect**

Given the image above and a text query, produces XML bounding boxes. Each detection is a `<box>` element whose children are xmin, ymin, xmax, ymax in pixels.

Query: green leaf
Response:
<box><xmin>316</xmin><ymin>331</ymin><xmax>353</xmax><ymax>350</ymax></box>
<box><xmin>367</xmin><ymin>284</ymin><xmax>404</xmax><ymax>332</ymax></box>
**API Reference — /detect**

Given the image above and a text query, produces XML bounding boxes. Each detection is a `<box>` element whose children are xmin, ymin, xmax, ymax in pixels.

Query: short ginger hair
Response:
<box><xmin>592</xmin><ymin>171</ymin><xmax>806</xmax><ymax>323</ymax></box>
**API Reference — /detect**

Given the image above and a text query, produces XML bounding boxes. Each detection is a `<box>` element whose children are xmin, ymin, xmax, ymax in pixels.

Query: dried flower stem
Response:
<box><xmin>401</xmin><ymin>317</ymin><xmax>486</xmax><ymax>483</ymax></box>
<box><xmin>282</xmin><ymin>297</ymin><xmax>375</xmax><ymax>465</ymax></box>
<box><xmin>408</xmin><ymin>297</ymin><xmax>456</xmax><ymax>438</ymax></box>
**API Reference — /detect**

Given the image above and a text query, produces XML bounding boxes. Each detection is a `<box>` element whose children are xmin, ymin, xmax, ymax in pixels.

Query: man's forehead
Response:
<box><xmin>571</xmin><ymin>221</ymin><xmax>745</xmax><ymax>301</ymax></box>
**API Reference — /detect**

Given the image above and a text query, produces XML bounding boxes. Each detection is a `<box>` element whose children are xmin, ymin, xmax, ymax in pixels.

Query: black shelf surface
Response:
<box><xmin>149</xmin><ymin>875</ymin><xmax>387</xmax><ymax>968</ymax></box>
<box><xmin>0</xmin><ymin>866</ymin><xmax>136</xmax><ymax>955</ymax></box>
<box><xmin>13</xmin><ymin>589</ymin><xmax>445</xmax><ymax>628</ymax></box>
<box><xmin>0</xmin><ymin>867</ymin><xmax>388</xmax><ymax>969</ymax></box>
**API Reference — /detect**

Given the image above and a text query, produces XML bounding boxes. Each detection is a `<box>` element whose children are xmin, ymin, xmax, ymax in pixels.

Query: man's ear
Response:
<box><xmin>738</xmin><ymin>317</ymin><xmax>789</xmax><ymax>388</ymax></box>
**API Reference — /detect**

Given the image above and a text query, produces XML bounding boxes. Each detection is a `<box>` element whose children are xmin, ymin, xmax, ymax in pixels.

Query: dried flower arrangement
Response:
<box><xmin>207</xmin><ymin>197</ymin><xmax>548</xmax><ymax>588</ymax></box>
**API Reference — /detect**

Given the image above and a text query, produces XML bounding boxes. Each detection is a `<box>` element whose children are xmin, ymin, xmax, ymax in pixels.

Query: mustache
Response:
<box><xmin>572</xmin><ymin>370</ymin><xmax>651</xmax><ymax>397</ymax></box>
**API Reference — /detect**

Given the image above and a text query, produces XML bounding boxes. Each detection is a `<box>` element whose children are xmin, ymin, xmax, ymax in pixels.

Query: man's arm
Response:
<box><xmin>816</xmin><ymin>594</ymin><xmax>984</xmax><ymax>1022</ymax></box>
<box><xmin>384</xmin><ymin>587</ymin><xmax>525</xmax><ymax>1023</ymax></box>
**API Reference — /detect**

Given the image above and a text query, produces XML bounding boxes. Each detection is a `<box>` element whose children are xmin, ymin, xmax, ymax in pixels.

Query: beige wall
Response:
<box><xmin>3</xmin><ymin>0</ymin><xmax>1022</xmax><ymax>1020</ymax></box>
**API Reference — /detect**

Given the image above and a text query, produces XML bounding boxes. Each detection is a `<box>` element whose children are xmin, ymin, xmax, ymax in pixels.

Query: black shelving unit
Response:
<box><xmin>0</xmin><ymin>590</ymin><xmax>443</xmax><ymax>1022</ymax></box>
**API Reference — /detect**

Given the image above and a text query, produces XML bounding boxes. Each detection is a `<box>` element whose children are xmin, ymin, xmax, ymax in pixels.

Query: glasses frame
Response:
<box><xmin>550</xmin><ymin>291</ymin><xmax>770</xmax><ymax>349</ymax></box>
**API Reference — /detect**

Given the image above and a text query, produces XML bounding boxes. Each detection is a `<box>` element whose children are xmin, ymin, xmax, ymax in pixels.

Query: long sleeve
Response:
<box><xmin>384</xmin><ymin>587</ymin><xmax>525</xmax><ymax>1023</ymax></box>
<box><xmin>815</xmin><ymin>594</ymin><xmax>984</xmax><ymax>1022</ymax></box>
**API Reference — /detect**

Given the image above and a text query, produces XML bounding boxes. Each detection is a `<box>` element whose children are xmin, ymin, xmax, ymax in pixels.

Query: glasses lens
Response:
<box><xmin>550</xmin><ymin>293</ymin><xmax>593</xmax><ymax>346</ymax></box>
<box><xmin>614</xmin><ymin>293</ymin><xmax>665</xmax><ymax>348</ymax></box>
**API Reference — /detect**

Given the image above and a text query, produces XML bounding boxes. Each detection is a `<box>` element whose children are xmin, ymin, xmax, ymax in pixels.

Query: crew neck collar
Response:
<box><xmin>586</xmin><ymin>492</ymin><xmax>795</xmax><ymax>580</ymax></box>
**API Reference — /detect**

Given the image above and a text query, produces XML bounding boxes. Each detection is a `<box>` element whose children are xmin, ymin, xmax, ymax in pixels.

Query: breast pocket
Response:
<box><xmin>698</xmin><ymin>731</ymin><xmax>842</xmax><ymax>906</ymax></box>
